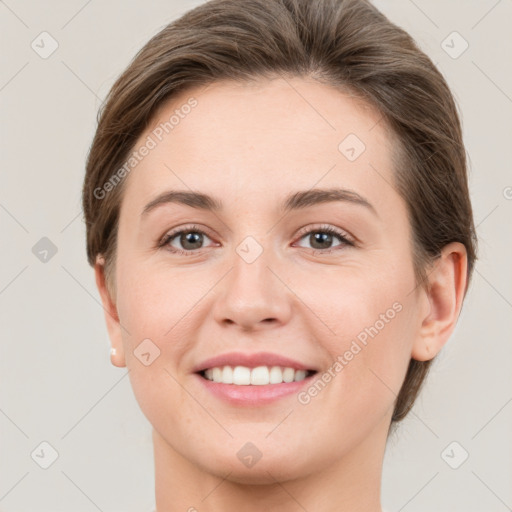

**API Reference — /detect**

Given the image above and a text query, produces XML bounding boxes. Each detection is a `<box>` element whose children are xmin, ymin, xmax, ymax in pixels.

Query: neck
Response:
<box><xmin>153</xmin><ymin>415</ymin><xmax>390</xmax><ymax>512</ymax></box>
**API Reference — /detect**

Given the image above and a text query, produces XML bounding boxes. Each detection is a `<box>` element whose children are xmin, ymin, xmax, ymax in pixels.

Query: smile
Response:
<box><xmin>200</xmin><ymin>365</ymin><xmax>316</xmax><ymax>385</ymax></box>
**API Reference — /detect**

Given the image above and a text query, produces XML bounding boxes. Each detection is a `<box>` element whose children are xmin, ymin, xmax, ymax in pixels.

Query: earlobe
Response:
<box><xmin>411</xmin><ymin>242</ymin><xmax>468</xmax><ymax>362</ymax></box>
<box><xmin>94</xmin><ymin>255</ymin><xmax>126</xmax><ymax>368</ymax></box>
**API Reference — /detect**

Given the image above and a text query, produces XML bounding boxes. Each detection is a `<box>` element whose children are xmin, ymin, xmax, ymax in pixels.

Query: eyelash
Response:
<box><xmin>157</xmin><ymin>223</ymin><xmax>355</xmax><ymax>256</ymax></box>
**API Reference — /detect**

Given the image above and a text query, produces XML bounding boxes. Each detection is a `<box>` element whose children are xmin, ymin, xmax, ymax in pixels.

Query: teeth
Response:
<box><xmin>202</xmin><ymin>365</ymin><xmax>311</xmax><ymax>385</ymax></box>
<box><xmin>269</xmin><ymin>366</ymin><xmax>283</xmax><ymax>384</ymax></box>
<box><xmin>212</xmin><ymin>367</ymin><xmax>222</xmax><ymax>383</ymax></box>
<box><xmin>282</xmin><ymin>367</ymin><xmax>295</xmax><ymax>383</ymax></box>
<box><xmin>232</xmin><ymin>366</ymin><xmax>251</xmax><ymax>385</ymax></box>
<box><xmin>222</xmin><ymin>366</ymin><xmax>233</xmax><ymax>384</ymax></box>
<box><xmin>251</xmin><ymin>366</ymin><xmax>269</xmax><ymax>385</ymax></box>
<box><xmin>294</xmin><ymin>370</ymin><xmax>307</xmax><ymax>382</ymax></box>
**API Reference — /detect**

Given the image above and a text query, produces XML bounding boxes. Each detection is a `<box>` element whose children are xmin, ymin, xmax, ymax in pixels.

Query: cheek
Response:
<box><xmin>114</xmin><ymin>263</ymin><xmax>193</xmax><ymax>427</ymax></box>
<box><xmin>300</xmin><ymin>307</ymin><xmax>415</xmax><ymax>449</ymax></box>
<box><xmin>315</xmin><ymin>267</ymin><xmax>417</xmax><ymax>412</ymax></box>
<box><xmin>116</xmin><ymin>256</ymin><xmax>198</xmax><ymax>335</ymax></box>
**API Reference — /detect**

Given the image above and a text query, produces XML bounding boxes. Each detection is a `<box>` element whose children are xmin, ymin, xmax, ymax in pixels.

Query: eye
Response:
<box><xmin>294</xmin><ymin>224</ymin><xmax>354</xmax><ymax>252</ymax></box>
<box><xmin>158</xmin><ymin>224</ymin><xmax>215</xmax><ymax>255</ymax></box>
<box><xmin>157</xmin><ymin>223</ymin><xmax>354</xmax><ymax>256</ymax></box>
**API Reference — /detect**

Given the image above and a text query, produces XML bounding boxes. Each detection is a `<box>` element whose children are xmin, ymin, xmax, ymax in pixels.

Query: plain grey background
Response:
<box><xmin>1</xmin><ymin>1</ymin><xmax>511</xmax><ymax>511</ymax></box>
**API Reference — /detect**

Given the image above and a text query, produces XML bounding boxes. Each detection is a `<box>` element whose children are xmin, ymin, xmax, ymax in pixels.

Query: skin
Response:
<box><xmin>94</xmin><ymin>77</ymin><xmax>468</xmax><ymax>512</ymax></box>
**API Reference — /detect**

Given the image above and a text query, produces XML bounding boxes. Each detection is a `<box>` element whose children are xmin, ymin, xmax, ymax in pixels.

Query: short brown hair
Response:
<box><xmin>82</xmin><ymin>0</ymin><xmax>477</xmax><ymax>426</ymax></box>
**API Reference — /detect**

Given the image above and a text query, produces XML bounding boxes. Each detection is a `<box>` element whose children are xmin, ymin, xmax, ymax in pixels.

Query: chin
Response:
<box><xmin>206</xmin><ymin>457</ymin><xmax>307</xmax><ymax>485</ymax></box>
<box><xmin>193</xmin><ymin>438</ymin><xmax>318</xmax><ymax>485</ymax></box>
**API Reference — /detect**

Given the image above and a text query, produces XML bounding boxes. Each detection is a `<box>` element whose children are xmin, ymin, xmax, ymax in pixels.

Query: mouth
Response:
<box><xmin>191</xmin><ymin>352</ymin><xmax>320</xmax><ymax>405</ymax></box>
<box><xmin>194</xmin><ymin>365</ymin><xmax>319</xmax><ymax>406</ymax></box>
<box><xmin>197</xmin><ymin>365</ymin><xmax>318</xmax><ymax>385</ymax></box>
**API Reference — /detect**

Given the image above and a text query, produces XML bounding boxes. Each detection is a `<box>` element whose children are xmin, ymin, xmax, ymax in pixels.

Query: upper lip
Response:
<box><xmin>192</xmin><ymin>351</ymin><xmax>319</xmax><ymax>373</ymax></box>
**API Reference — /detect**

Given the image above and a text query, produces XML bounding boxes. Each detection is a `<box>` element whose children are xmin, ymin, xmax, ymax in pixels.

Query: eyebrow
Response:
<box><xmin>141</xmin><ymin>187</ymin><xmax>377</xmax><ymax>217</ymax></box>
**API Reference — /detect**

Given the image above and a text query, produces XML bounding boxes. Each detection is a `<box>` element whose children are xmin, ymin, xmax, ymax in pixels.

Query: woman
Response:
<box><xmin>82</xmin><ymin>0</ymin><xmax>477</xmax><ymax>510</ymax></box>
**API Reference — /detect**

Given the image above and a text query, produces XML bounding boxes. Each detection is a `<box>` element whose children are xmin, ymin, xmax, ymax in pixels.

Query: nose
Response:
<box><xmin>212</xmin><ymin>247</ymin><xmax>293</xmax><ymax>331</ymax></box>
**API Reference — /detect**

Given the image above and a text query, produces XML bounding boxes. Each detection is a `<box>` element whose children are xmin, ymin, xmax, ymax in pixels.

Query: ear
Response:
<box><xmin>94</xmin><ymin>255</ymin><xmax>126</xmax><ymax>368</ymax></box>
<box><xmin>411</xmin><ymin>242</ymin><xmax>468</xmax><ymax>361</ymax></box>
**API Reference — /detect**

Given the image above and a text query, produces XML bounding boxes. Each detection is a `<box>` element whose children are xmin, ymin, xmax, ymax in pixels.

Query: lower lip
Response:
<box><xmin>193</xmin><ymin>373</ymin><xmax>316</xmax><ymax>406</ymax></box>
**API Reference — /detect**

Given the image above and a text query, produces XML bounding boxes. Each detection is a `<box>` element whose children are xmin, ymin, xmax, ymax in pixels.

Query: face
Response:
<box><xmin>105</xmin><ymin>77</ymin><xmax>430</xmax><ymax>483</ymax></box>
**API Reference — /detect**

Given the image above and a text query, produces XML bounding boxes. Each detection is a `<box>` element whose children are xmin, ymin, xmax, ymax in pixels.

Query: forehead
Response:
<box><xmin>120</xmin><ymin>77</ymin><xmax>400</xmax><ymax>215</ymax></box>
